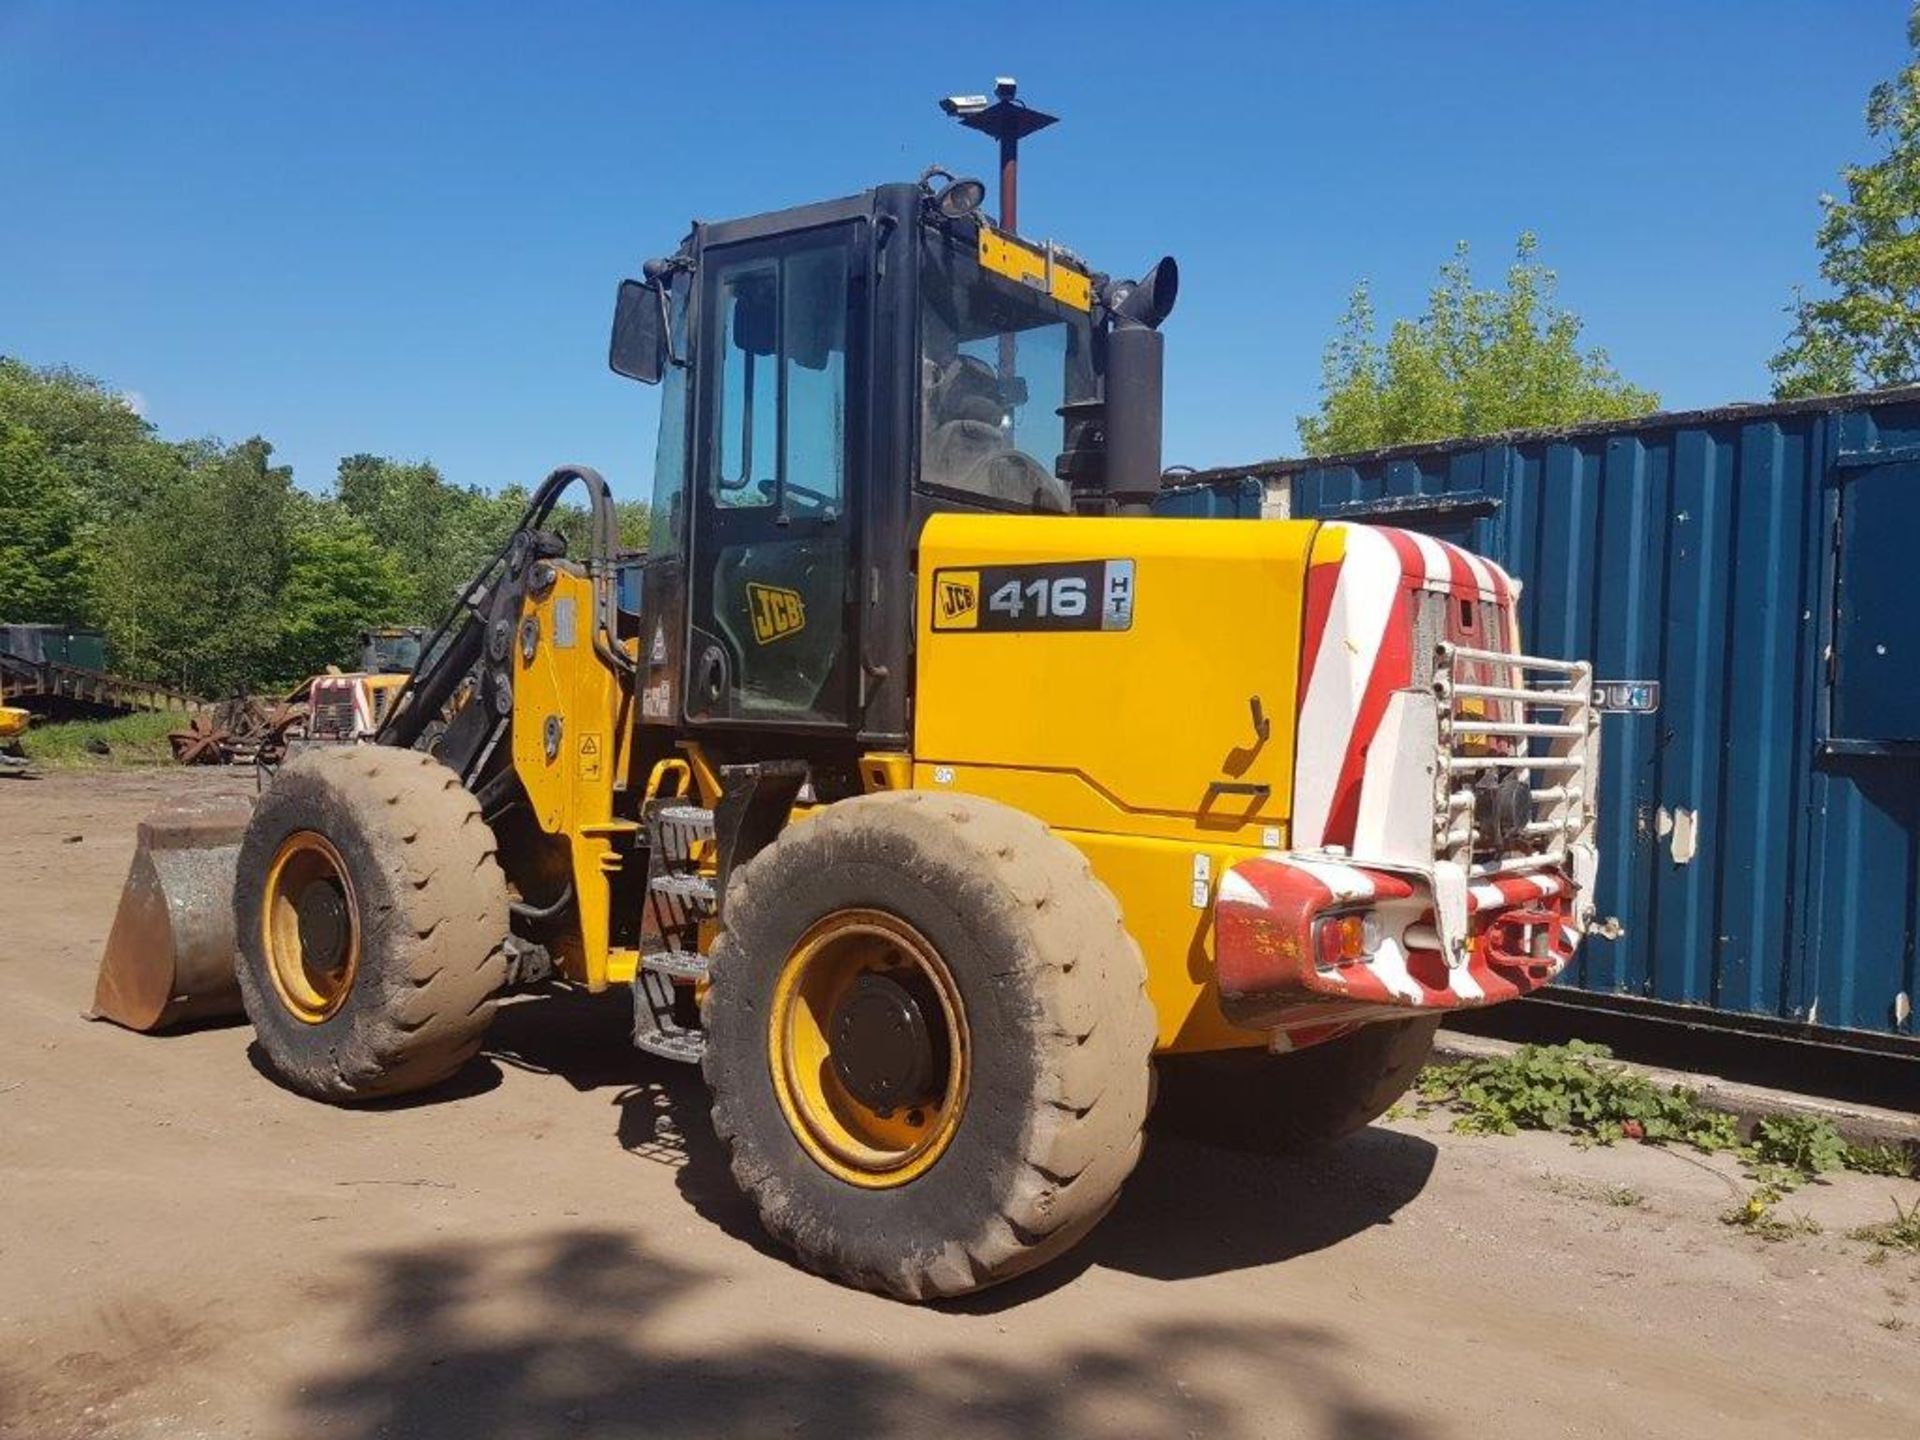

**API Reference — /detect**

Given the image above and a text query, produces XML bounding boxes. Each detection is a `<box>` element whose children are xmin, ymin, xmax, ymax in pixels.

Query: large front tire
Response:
<box><xmin>234</xmin><ymin>746</ymin><xmax>509</xmax><ymax>1102</ymax></box>
<box><xmin>703</xmin><ymin>791</ymin><xmax>1156</xmax><ymax>1301</ymax></box>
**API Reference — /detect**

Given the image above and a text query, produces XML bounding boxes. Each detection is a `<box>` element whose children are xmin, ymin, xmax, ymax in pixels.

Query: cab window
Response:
<box><xmin>918</xmin><ymin>229</ymin><xmax>1094</xmax><ymax>513</ymax></box>
<box><xmin>711</xmin><ymin>247</ymin><xmax>848</xmax><ymax>520</ymax></box>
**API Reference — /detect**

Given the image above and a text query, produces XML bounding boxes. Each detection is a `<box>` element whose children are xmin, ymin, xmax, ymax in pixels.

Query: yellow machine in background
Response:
<box><xmin>303</xmin><ymin>627</ymin><xmax>425</xmax><ymax>745</ymax></box>
<box><xmin>0</xmin><ymin>698</ymin><xmax>29</xmax><ymax>776</ymax></box>
<box><xmin>96</xmin><ymin>167</ymin><xmax>1601</xmax><ymax>1302</ymax></box>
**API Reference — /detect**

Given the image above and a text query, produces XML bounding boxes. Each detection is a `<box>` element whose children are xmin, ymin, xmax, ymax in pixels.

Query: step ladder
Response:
<box><xmin>632</xmin><ymin>801</ymin><xmax>716</xmax><ymax>1063</ymax></box>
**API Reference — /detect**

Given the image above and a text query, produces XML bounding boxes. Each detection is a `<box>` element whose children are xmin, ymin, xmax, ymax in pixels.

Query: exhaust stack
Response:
<box><xmin>1101</xmin><ymin>257</ymin><xmax>1179</xmax><ymax>516</ymax></box>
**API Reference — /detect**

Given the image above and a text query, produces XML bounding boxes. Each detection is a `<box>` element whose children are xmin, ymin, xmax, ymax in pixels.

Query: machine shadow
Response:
<box><xmin>280</xmin><ymin>1228</ymin><xmax>1432</xmax><ymax>1440</ymax></box>
<box><xmin>481</xmin><ymin>987</ymin><xmax>1439</xmax><ymax>1295</ymax></box>
<box><xmin>242</xmin><ymin>1039</ymin><xmax>507</xmax><ymax>1106</ymax></box>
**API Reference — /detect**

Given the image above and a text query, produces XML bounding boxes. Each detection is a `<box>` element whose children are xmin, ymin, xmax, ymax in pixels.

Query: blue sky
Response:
<box><xmin>0</xmin><ymin>2</ymin><xmax>1903</xmax><ymax>500</ymax></box>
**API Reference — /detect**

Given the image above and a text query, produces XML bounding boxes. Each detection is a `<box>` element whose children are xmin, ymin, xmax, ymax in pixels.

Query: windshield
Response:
<box><xmin>919</xmin><ymin>228</ymin><xmax>1094</xmax><ymax>513</ymax></box>
<box><xmin>366</xmin><ymin>633</ymin><xmax>421</xmax><ymax>673</ymax></box>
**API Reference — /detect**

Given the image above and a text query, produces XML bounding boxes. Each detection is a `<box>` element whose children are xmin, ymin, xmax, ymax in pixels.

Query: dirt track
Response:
<box><xmin>1</xmin><ymin>769</ymin><xmax>1915</xmax><ymax>1439</ymax></box>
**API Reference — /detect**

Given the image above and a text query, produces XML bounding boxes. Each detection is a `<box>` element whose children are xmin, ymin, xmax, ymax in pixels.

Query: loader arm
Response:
<box><xmin>91</xmin><ymin>465</ymin><xmax>638</xmax><ymax>1031</ymax></box>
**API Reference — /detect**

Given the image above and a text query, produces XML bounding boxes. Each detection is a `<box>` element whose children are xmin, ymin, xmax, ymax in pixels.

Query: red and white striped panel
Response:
<box><xmin>1375</xmin><ymin>525</ymin><xmax>1516</xmax><ymax>606</ymax></box>
<box><xmin>1216</xmin><ymin>853</ymin><xmax>1579</xmax><ymax>1042</ymax></box>
<box><xmin>1467</xmin><ymin>871</ymin><xmax>1569</xmax><ymax>914</ymax></box>
<box><xmin>1293</xmin><ymin>523</ymin><xmax>1517</xmax><ymax>849</ymax></box>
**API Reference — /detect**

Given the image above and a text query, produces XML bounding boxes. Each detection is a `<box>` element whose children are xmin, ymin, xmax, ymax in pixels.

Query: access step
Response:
<box><xmin>632</xmin><ymin>958</ymin><xmax>706</xmax><ymax>1064</ymax></box>
<box><xmin>640</xmin><ymin>948</ymin><xmax>709</xmax><ymax>983</ymax></box>
<box><xmin>632</xmin><ymin>1023</ymin><xmax>705</xmax><ymax>1065</ymax></box>
<box><xmin>653</xmin><ymin>804</ymin><xmax>715</xmax><ymax>865</ymax></box>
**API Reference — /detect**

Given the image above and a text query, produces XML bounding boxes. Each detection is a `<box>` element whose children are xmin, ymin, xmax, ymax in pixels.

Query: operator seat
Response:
<box><xmin>923</xmin><ymin>356</ymin><xmax>1070</xmax><ymax>513</ymax></box>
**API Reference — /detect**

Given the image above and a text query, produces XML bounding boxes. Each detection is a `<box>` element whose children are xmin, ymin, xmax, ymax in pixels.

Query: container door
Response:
<box><xmin>1832</xmin><ymin>458</ymin><xmax>1920</xmax><ymax>744</ymax></box>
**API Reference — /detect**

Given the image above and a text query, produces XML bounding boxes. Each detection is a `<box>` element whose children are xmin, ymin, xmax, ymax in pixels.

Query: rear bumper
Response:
<box><xmin>1215</xmin><ymin>854</ymin><xmax>1583</xmax><ymax>1039</ymax></box>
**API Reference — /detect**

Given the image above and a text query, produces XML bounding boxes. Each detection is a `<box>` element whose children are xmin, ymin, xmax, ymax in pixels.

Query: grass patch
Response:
<box><xmin>1418</xmin><ymin>1040</ymin><xmax>1742</xmax><ymax>1150</ymax></box>
<box><xmin>1845</xmin><ymin>1141</ymin><xmax>1919</xmax><ymax>1179</ymax></box>
<box><xmin>17</xmin><ymin>711</ymin><xmax>181</xmax><ymax>768</ymax></box>
<box><xmin>1720</xmin><ymin>1183</ymin><xmax>1822</xmax><ymax>1242</ymax></box>
<box><xmin>1420</xmin><ymin>1043</ymin><xmax>1917</xmax><ymax>1187</ymax></box>
<box><xmin>1852</xmin><ymin>1197</ymin><xmax>1920</xmax><ymax>1255</ymax></box>
<box><xmin>1545</xmin><ymin>1175</ymin><xmax>1647</xmax><ymax>1209</ymax></box>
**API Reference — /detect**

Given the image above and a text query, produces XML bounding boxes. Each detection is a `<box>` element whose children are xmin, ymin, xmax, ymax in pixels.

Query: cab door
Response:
<box><xmin>686</xmin><ymin>224</ymin><xmax>863</xmax><ymax>730</ymax></box>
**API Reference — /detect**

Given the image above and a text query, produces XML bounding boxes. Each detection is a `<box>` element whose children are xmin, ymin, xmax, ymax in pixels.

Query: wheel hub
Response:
<box><xmin>294</xmin><ymin>880</ymin><xmax>350</xmax><ymax>975</ymax></box>
<box><xmin>261</xmin><ymin>831</ymin><xmax>361</xmax><ymax>1024</ymax></box>
<box><xmin>828</xmin><ymin>970</ymin><xmax>945</xmax><ymax>1114</ymax></box>
<box><xmin>767</xmin><ymin>909</ymin><xmax>971</xmax><ymax>1188</ymax></box>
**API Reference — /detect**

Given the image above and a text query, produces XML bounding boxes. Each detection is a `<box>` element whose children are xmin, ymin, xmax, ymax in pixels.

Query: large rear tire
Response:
<box><xmin>234</xmin><ymin>746</ymin><xmax>509</xmax><ymax>1102</ymax></box>
<box><xmin>703</xmin><ymin>791</ymin><xmax>1156</xmax><ymax>1301</ymax></box>
<box><xmin>1156</xmin><ymin>1017</ymin><xmax>1439</xmax><ymax>1153</ymax></box>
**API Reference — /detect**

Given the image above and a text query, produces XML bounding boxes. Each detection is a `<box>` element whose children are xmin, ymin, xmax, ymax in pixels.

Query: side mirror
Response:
<box><xmin>609</xmin><ymin>279</ymin><xmax>665</xmax><ymax>384</ymax></box>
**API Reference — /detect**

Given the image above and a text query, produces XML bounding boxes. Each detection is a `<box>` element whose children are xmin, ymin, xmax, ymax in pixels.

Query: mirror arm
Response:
<box><xmin>656</xmin><ymin>280</ymin><xmax>686</xmax><ymax>369</ymax></box>
<box><xmin>642</xmin><ymin>254</ymin><xmax>694</xmax><ymax>370</ymax></box>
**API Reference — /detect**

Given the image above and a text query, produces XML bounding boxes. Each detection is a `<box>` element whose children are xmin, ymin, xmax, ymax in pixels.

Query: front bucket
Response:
<box><xmin>90</xmin><ymin>794</ymin><xmax>255</xmax><ymax>1031</ymax></box>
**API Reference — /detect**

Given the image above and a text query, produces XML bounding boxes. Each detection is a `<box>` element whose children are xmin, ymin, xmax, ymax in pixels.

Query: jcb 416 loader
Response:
<box><xmin>94</xmin><ymin>172</ymin><xmax>1602</xmax><ymax>1300</ymax></box>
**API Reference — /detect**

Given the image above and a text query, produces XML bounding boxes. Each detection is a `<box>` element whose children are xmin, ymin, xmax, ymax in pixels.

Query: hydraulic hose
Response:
<box><xmin>376</xmin><ymin>465</ymin><xmax>630</xmax><ymax>750</ymax></box>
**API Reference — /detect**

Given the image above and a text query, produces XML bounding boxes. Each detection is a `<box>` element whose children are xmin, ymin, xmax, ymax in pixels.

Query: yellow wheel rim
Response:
<box><xmin>768</xmin><ymin>910</ymin><xmax>969</xmax><ymax>1189</ymax></box>
<box><xmin>261</xmin><ymin>831</ymin><xmax>360</xmax><ymax>1024</ymax></box>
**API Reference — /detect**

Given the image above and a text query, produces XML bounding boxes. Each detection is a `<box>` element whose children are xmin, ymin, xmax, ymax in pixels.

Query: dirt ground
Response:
<box><xmin>1</xmin><ymin>769</ymin><xmax>1916</xmax><ymax>1440</ymax></box>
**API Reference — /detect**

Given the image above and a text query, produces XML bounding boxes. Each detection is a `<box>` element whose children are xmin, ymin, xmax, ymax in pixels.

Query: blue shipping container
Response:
<box><xmin>1153</xmin><ymin>474</ymin><xmax>1265</xmax><ymax>519</ymax></box>
<box><xmin>1197</xmin><ymin>389</ymin><xmax>1920</xmax><ymax>1043</ymax></box>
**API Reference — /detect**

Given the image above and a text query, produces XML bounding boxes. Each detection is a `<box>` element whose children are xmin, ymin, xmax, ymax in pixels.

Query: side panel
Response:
<box><xmin>915</xmin><ymin>514</ymin><xmax>1313</xmax><ymax>835</ymax></box>
<box><xmin>915</xmin><ymin>513</ymin><xmax>1318</xmax><ymax>1051</ymax></box>
<box><xmin>1056</xmin><ymin>833</ymin><xmax>1280</xmax><ymax>1052</ymax></box>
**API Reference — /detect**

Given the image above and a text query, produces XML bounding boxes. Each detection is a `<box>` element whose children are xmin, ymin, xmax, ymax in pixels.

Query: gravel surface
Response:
<box><xmin>1</xmin><ymin>769</ymin><xmax>1915</xmax><ymax>1439</ymax></box>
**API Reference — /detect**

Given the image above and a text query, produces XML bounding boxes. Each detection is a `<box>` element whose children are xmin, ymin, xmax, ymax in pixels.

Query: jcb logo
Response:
<box><xmin>939</xmin><ymin>578</ymin><xmax>977</xmax><ymax>622</ymax></box>
<box><xmin>932</xmin><ymin>570</ymin><xmax>980</xmax><ymax>630</ymax></box>
<box><xmin>747</xmin><ymin>583</ymin><xmax>806</xmax><ymax>644</ymax></box>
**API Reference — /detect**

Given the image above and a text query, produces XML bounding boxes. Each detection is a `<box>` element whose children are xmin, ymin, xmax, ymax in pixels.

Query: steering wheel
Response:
<box><xmin>737</xmin><ymin>476</ymin><xmax>838</xmax><ymax>519</ymax></box>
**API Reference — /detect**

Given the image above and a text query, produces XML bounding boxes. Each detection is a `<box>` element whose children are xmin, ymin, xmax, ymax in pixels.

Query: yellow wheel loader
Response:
<box><xmin>94</xmin><ymin>171</ymin><xmax>1602</xmax><ymax>1300</ymax></box>
<box><xmin>303</xmin><ymin>627</ymin><xmax>426</xmax><ymax>745</ymax></box>
<box><xmin>0</xmin><ymin>696</ymin><xmax>30</xmax><ymax>777</ymax></box>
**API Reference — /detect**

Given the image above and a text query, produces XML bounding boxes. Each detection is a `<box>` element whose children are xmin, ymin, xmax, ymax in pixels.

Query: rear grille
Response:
<box><xmin>1432</xmin><ymin>644</ymin><xmax>1598</xmax><ymax>878</ymax></box>
<box><xmin>309</xmin><ymin>688</ymin><xmax>356</xmax><ymax>740</ymax></box>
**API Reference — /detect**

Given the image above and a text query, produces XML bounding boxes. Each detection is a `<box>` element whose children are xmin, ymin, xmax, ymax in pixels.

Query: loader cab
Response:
<box><xmin>611</xmin><ymin>179</ymin><xmax>1125</xmax><ymax>759</ymax></box>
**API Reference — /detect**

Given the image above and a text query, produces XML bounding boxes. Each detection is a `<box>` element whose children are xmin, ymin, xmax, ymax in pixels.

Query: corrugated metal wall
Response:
<box><xmin>1217</xmin><ymin>390</ymin><xmax>1920</xmax><ymax>1041</ymax></box>
<box><xmin>1153</xmin><ymin>474</ymin><xmax>1266</xmax><ymax>519</ymax></box>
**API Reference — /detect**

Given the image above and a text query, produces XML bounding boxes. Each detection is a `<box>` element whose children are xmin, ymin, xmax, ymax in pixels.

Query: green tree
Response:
<box><xmin>614</xmin><ymin>498</ymin><xmax>652</xmax><ymax>552</ymax></box>
<box><xmin>94</xmin><ymin>438</ymin><xmax>295</xmax><ymax>694</ymax></box>
<box><xmin>1771</xmin><ymin>8</ymin><xmax>1920</xmax><ymax>399</ymax></box>
<box><xmin>335</xmin><ymin>454</ymin><xmax>520</xmax><ymax>623</ymax></box>
<box><xmin>1298</xmin><ymin>234</ymin><xmax>1659</xmax><ymax>456</ymax></box>
<box><xmin>271</xmin><ymin>502</ymin><xmax>413</xmax><ymax>682</ymax></box>
<box><xmin>0</xmin><ymin>357</ymin><xmax>182</xmax><ymax>517</ymax></box>
<box><xmin>0</xmin><ymin>355</ymin><xmax>636</xmax><ymax>694</ymax></box>
<box><xmin>0</xmin><ymin>421</ymin><xmax>90</xmax><ymax>622</ymax></box>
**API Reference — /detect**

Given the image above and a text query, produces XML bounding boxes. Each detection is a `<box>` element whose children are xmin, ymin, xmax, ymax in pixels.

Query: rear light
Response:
<box><xmin>1314</xmin><ymin>911</ymin><xmax>1382</xmax><ymax>969</ymax></box>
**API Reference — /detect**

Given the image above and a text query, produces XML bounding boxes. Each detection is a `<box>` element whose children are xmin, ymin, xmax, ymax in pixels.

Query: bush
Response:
<box><xmin>1751</xmin><ymin>1114</ymin><xmax>1849</xmax><ymax>1176</ymax></box>
<box><xmin>1418</xmin><ymin>1041</ymin><xmax>1741</xmax><ymax>1149</ymax></box>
